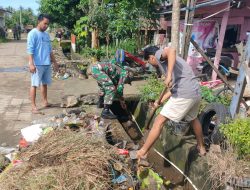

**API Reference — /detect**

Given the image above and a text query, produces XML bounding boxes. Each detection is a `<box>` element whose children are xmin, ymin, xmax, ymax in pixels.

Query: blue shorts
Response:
<box><xmin>31</xmin><ymin>65</ymin><xmax>52</xmax><ymax>87</ymax></box>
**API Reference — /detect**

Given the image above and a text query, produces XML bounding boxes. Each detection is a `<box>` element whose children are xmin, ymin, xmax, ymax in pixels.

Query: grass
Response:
<box><xmin>0</xmin><ymin>38</ymin><xmax>9</xmax><ymax>43</ymax></box>
<box><xmin>52</xmin><ymin>39</ymin><xmax>60</xmax><ymax>49</ymax></box>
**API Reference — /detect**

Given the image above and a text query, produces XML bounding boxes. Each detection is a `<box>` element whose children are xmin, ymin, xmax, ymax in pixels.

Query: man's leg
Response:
<box><xmin>190</xmin><ymin>118</ymin><xmax>206</xmax><ymax>155</ymax></box>
<box><xmin>30</xmin><ymin>66</ymin><xmax>41</xmax><ymax>113</ymax></box>
<box><xmin>101</xmin><ymin>84</ymin><xmax>116</xmax><ymax>119</ymax></box>
<box><xmin>41</xmin><ymin>84</ymin><xmax>48</xmax><ymax>106</ymax></box>
<box><xmin>30</xmin><ymin>86</ymin><xmax>37</xmax><ymax>111</ymax></box>
<box><xmin>137</xmin><ymin>114</ymin><xmax>168</xmax><ymax>158</ymax></box>
<box><xmin>40</xmin><ymin>66</ymin><xmax>52</xmax><ymax>107</ymax></box>
<box><xmin>91</xmin><ymin>66</ymin><xmax>116</xmax><ymax>119</ymax></box>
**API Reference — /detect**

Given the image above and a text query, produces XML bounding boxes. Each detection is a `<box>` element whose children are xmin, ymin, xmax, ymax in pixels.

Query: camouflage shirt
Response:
<box><xmin>93</xmin><ymin>62</ymin><xmax>128</xmax><ymax>97</ymax></box>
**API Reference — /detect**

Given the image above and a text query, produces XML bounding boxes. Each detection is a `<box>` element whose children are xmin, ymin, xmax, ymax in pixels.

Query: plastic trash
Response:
<box><xmin>5</xmin><ymin>152</ymin><xmax>17</xmax><ymax>162</ymax></box>
<box><xmin>21</xmin><ymin>124</ymin><xmax>43</xmax><ymax>142</ymax></box>
<box><xmin>112</xmin><ymin>175</ymin><xmax>127</xmax><ymax>184</ymax></box>
<box><xmin>63</xmin><ymin>73</ymin><xmax>70</xmax><ymax>80</ymax></box>
<box><xmin>0</xmin><ymin>147</ymin><xmax>16</xmax><ymax>155</ymax></box>
<box><xmin>19</xmin><ymin>138</ymin><xmax>29</xmax><ymax>148</ymax></box>
<box><xmin>13</xmin><ymin>159</ymin><xmax>23</xmax><ymax>167</ymax></box>
<box><xmin>138</xmin><ymin>168</ymin><xmax>166</xmax><ymax>190</ymax></box>
<box><xmin>117</xmin><ymin>149</ymin><xmax>129</xmax><ymax>155</ymax></box>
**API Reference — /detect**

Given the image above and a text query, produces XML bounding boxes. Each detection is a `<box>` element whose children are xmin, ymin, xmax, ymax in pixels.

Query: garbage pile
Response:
<box><xmin>0</xmin><ymin>112</ymin><xmax>136</xmax><ymax>189</ymax></box>
<box><xmin>0</xmin><ymin>107</ymin><xmax>171</xmax><ymax>190</ymax></box>
<box><xmin>53</xmin><ymin>48</ymin><xmax>91</xmax><ymax>80</ymax></box>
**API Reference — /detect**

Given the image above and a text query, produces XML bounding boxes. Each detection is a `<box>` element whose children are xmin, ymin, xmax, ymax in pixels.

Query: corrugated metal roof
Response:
<box><xmin>159</xmin><ymin>0</ymin><xmax>232</xmax><ymax>14</ymax></box>
<box><xmin>0</xmin><ymin>7</ymin><xmax>11</xmax><ymax>13</ymax></box>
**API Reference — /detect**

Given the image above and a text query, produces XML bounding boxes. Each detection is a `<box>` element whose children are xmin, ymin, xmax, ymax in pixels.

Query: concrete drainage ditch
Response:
<box><xmin>111</xmin><ymin>96</ymin><xmax>249</xmax><ymax>190</ymax></box>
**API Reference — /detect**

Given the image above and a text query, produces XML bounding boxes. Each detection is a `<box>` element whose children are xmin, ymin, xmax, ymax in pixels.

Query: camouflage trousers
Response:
<box><xmin>91</xmin><ymin>65</ymin><xmax>116</xmax><ymax>105</ymax></box>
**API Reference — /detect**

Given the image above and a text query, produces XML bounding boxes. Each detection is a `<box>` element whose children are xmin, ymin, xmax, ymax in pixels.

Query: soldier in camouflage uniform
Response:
<box><xmin>91</xmin><ymin>61</ymin><xmax>129</xmax><ymax>119</ymax></box>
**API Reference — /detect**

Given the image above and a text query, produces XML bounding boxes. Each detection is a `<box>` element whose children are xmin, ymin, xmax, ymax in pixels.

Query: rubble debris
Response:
<box><xmin>53</xmin><ymin>48</ymin><xmax>91</xmax><ymax>80</ymax></box>
<box><xmin>67</xmin><ymin>108</ymin><xmax>82</xmax><ymax>115</ymax></box>
<box><xmin>60</xmin><ymin>95</ymin><xmax>79</xmax><ymax>108</ymax></box>
<box><xmin>0</xmin><ymin>147</ymin><xmax>16</xmax><ymax>155</ymax></box>
<box><xmin>79</xmin><ymin>94</ymin><xmax>99</xmax><ymax>105</ymax></box>
<box><xmin>0</xmin><ymin>154</ymin><xmax>10</xmax><ymax>172</ymax></box>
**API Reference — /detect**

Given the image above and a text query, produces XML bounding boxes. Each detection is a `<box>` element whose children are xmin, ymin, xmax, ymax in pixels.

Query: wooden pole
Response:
<box><xmin>171</xmin><ymin>0</ymin><xmax>181</xmax><ymax>54</ymax></box>
<box><xmin>190</xmin><ymin>38</ymin><xmax>234</xmax><ymax>90</ymax></box>
<box><xmin>181</xmin><ymin>0</ymin><xmax>190</xmax><ymax>57</ymax></box>
<box><xmin>212</xmin><ymin>2</ymin><xmax>230</xmax><ymax>80</ymax></box>
<box><xmin>181</xmin><ymin>0</ymin><xmax>197</xmax><ymax>60</ymax></box>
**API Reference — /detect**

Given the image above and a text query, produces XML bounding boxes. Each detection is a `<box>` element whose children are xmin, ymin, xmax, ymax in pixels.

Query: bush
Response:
<box><xmin>80</xmin><ymin>47</ymin><xmax>106</xmax><ymax>60</ymax></box>
<box><xmin>0</xmin><ymin>37</ymin><xmax>8</xmax><ymax>43</ymax></box>
<box><xmin>119</xmin><ymin>38</ymin><xmax>137</xmax><ymax>54</ymax></box>
<box><xmin>220</xmin><ymin>118</ymin><xmax>250</xmax><ymax>157</ymax></box>
<box><xmin>52</xmin><ymin>39</ymin><xmax>59</xmax><ymax>49</ymax></box>
<box><xmin>201</xmin><ymin>86</ymin><xmax>231</xmax><ymax>106</ymax></box>
<box><xmin>139</xmin><ymin>75</ymin><xmax>165</xmax><ymax>102</ymax></box>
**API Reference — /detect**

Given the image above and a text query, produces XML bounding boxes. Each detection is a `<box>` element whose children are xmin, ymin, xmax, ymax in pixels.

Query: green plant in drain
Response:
<box><xmin>220</xmin><ymin>118</ymin><xmax>250</xmax><ymax>157</ymax></box>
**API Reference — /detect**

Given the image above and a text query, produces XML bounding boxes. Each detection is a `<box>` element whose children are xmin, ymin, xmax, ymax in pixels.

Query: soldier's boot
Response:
<box><xmin>97</xmin><ymin>96</ymin><xmax>104</xmax><ymax>108</ymax></box>
<box><xmin>101</xmin><ymin>105</ymin><xmax>117</xmax><ymax>119</ymax></box>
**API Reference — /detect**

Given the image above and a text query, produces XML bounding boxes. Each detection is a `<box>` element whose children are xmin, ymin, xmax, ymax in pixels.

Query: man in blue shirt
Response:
<box><xmin>27</xmin><ymin>14</ymin><xmax>58</xmax><ymax>114</ymax></box>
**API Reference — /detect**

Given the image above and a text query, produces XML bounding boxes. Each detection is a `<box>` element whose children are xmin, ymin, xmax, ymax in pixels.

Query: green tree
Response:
<box><xmin>39</xmin><ymin>0</ymin><xmax>163</xmax><ymax>50</ymax></box>
<box><xmin>5</xmin><ymin>7</ymin><xmax>36</xmax><ymax>29</ymax></box>
<box><xmin>39</xmin><ymin>0</ymin><xmax>83</xmax><ymax>30</ymax></box>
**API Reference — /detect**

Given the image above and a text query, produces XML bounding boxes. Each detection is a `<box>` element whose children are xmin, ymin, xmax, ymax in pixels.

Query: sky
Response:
<box><xmin>0</xmin><ymin>0</ymin><xmax>39</xmax><ymax>14</ymax></box>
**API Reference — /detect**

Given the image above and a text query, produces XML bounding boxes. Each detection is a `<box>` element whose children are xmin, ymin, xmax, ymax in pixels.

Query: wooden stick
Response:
<box><xmin>145</xmin><ymin>86</ymin><xmax>169</xmax><ymax>129</ymax></box>
<box><xmin>190</xmin><ymin>38</ymin><xmax>234</xmax><ymax>91</ymax></box>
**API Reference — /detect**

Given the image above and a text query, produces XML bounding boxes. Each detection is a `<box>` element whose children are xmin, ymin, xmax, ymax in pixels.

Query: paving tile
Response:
<box><xmin>23</xmin><ymin>99</ymin><xmax>31</xmax><ymax>104</ymax></box>
<box><xmin>4</xmin><ymin>114</ymin><xmax>18</xmax><ymax>120</ymax></box>
<box><xmin>18</xmin><ymin>113</ymin><xmax>32</xmax><ymax>121</ymax></box>
<box><xmin>10</xmin><ymin>98</ymin><xmax>23</xmax><ymax>106</ymax></box>
<box><xmin>5</xmin><ymin>109</ymin><xmax>19</xmax><ymax>114</ymax></box>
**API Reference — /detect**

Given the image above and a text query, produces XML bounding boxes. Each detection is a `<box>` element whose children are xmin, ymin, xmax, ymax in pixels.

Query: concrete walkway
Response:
<box><xmin>0</xmin><ymin>39</ymin><xmax>144</xmax><ymax>147</ymax></box>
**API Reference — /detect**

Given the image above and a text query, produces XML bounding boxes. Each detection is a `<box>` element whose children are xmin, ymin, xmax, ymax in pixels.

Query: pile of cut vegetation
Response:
<box><xmin>0</xmin><ymin>129</ymin><xmax>129</xmax><ymax>190</ymax></box>
<box><xmin>205</xmin><ymin>118</ymin><xmax>250</xmax><ymax>189</ymax></box>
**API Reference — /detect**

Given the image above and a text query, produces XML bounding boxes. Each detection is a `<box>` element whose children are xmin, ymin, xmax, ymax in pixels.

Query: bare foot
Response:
<box><xmin>31</xmin><ymin>107</ymin><xmax>44</xmax><ymax>115</ymax></box>
<box><xmin>197</xmin><ymin>145</ymin><xmax>206</xmax><ymax>156</ymax></box>
<box><xmin>43</xmin><ymin>103</ymin><xmax>56</xmax><ymax>108</ymax></box>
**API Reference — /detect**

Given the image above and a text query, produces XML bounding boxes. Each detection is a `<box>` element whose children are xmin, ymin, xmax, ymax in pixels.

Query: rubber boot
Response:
<box><xmin>97</xmin><ymin>96</ymin><xmax>104</xmax><ymax>108</ymax></box>
<box><xmin>101</xmin><ymin>105</ymin><xmax>117</xmax><ymax>119</ymax></box>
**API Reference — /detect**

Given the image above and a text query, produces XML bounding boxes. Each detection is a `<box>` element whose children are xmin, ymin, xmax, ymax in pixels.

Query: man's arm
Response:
<box><xmin>116</xmin><ymin>76</ymin><xmax>125</xmax><ymax>98</ymax></box>
<box><xmin>161</xmin><ymin>47</ymin><xmax>176</xmax><ymax>87</ymax></box>
<box><xmin>154</xmin><ymin>91</ymin><xmax>171</xmax><ymax>108</ymax></box>
<box><xmin>160</xmin><ymin>91</ymin><xmax>171</xmax><ymax>104</ymax></box>
<box><xmin>27</xmin><ymin>32</ymin><xmax>36</xmax><ymax>73</ymax></box>
<box><xmin>28</xmin><ymin>54</ymin><xmax>36</xmax><ymax>73</ymax></box>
